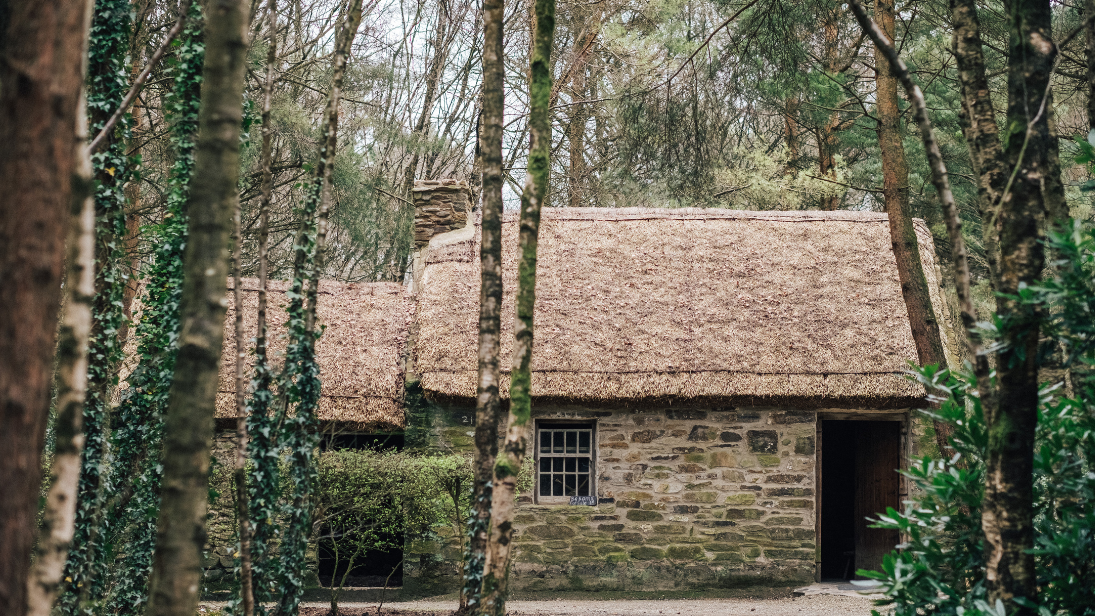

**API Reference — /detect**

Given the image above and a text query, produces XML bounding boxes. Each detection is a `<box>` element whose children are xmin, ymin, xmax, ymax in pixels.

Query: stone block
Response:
<box><xmin>514</xmin><ymin>513</ymin><xmax>537</xmax><ymax>523</ymax></box>
<box><xmin>712</xmin><ymin>551</ymin><xmax>745</xmax><ymax>562</ymax></box>
<box><xmin>672</xmin><ymin>505</ymin><xmax>699</xmax><ymax>514</ymax></box>
<box><xmin>747</xmin><ymin>430</ymin><xmax>778</xmax><ymax>453</ymax></box>
<box><xmin>672</xmin><ymin>447</ymin><xmax>704</xmax><ymax>454</ymax></box>
<box><xmin>624</xmin><ymin>491</ymin><xmax>653</xmax><ymax>501</ymax></box>
<box><xmin>731</xmin><ymin>411</ymin><xmax>762</xmax><ymax>423</ymax></box>
<box><xmin>770</xmin><ymin>527</ymin><xmax>814</xmax><ymax>541</ymax></box>
<box><xmin>684</xmin><ymin>481</ymin><xmax>711</xmax><ymax>490</ymax></box>
<box><xmin>591</xmin><ymin>514</ymin><xmax>619</xmax><ymax>521</ymax></box>
<box><xmin>571</xmin><ymin>544</ymin><xmax>599</xmax><ymax>558</ymax></box>
<box><xmin>683</xmin><ymin>492</ymin><xmax>718</xmax><ymax>504</ymax></box>
<box><xmin>667</xmin><ymin>545</ymin><xmax>705</xmax><ymax>560</ymax></box>
<box><xmin>626</xmin><ymin>509</ymin><xmax>663</xmax><ymax>522</ymax></box>
<box><xmin>757</xmin><ymin>454</ymin><xmax>781</xmax><ymax>467</ymax></box>
<box><xmin>653</xmin><ymin>524</ymin><xmax>687</xmax><ymax>535</ymax></box>
<box><xmin>617</xmin><ymin>499</ymin><xmax>640</xmax><ymax>508</ymax></box>
<box><xmin>641</xmin><ymin>502</ymin><xmax>666</xmax><ymax>511</ymax></box>
<box><xmin>597</xmin><ymin>543</ymin><xmax>626</xmax><ymax>555</ymax></box>
<box><xmin>710</xmin><ymin>451</ymin><xmax>736</xmax><ymax>468</ymax></box>
<box><xmin>764</xmin><ymin>487</ymin><xmax>814</xmax><ymax>497</ymax></box>
<box><xmin>764</xmin><ymin>548</ymin><xmax>814</xmax><ymax>560</ymax></box>
<box><xmin>722</xmin><ymin>470</ymin><xmax>746</xmax><ymax>482</ymax></box>
<box><xmin>544</xmin><ymin>540</ymin><xmax>571</xmax><ymax>550</ymax></box>
<box><xmin>614</xmin><ymin>532</ymin><xmax>643</xmax><ymax>543</ymax></box>
<box><xmin>713</xmin><ymin>532</ymin><xmax>745</xmax><ymax>542</ymax></box>
<box><xmin>768</xmin><ymin>474</ymin><xmax>808</xmax><ymax>483</ymax></box>
<box><xmin>742</xmin><ymin>546</ymin><xmax>762</xmax><ymax>558</ymax></box>
<box><xmin>605</xmin><ymin>552</ymin><xmax>630</xmax><ymax>563</ymax></box>
<box><xmin>631</xmin><ymin>430</ymin><xmax>665</xmax><ymax>443</ymax></box>
<box><xmin>683</xmin><ymin>453</ymin><xmax>708</xmax><ymax>464</ymax></box>
<box><xmin>725</xmin><ymin>493</ymin><xmax>756</xmax><ymax>505</ymax></box>
<box><xmin>771</xmin><ymin>412</ymin><xmax>813</xmax><ymax>424</ymax></box>
<box><xmin>719</xmin><ymin>431</ymin><xmax>742</xmax><ymax>443</ymax></box>
<box><xmin>666</xmin><ymin>410</ymin><xmax>708</xmax><ymax>420</ymax></box>
<box><xmin>678</xmin><ymin>463</ymin><xmax>705</xmax><ymax>473</ymax></box>
<box><xmin>764</xmin><ymin>516</ymin><xmax>803</xmax><ymax>526</ymax></box>
<box><xmin>630</xmin><ymin>546</ymin><xmax>666</xmax><ymax>560</ymax></box>
<box><xmin>781</xmin><ymin>499</ymin><xmax>813</xmax><ymax>509</ymax></box>
<box><xmin>599</xmin><ymin>523</ymin><xmax>625</xmax><ymax>532</ymax></box>
<box><xmin>687</xmin><ymin>425</ymin><xmax>718</xmax><ymax>441</ymax></box>
<box><xmin>527</xmin><ymin>525</ymin><xmax>576</xmax><ymax>539</ymax></box>
<box><xmin>725</xmin><ymin>509</ymin><xmax>763</xmax><ymax>520</ymax></box>
<box><xmin>794</xmin><ymin>436</ymin><xmax>815</xmax><ymax>454</ymax></box>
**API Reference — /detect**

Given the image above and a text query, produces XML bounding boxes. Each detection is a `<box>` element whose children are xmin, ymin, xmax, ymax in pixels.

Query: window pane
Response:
<box><xmin>578</xmin><ymin>458</ymin><xmax>589</xmax><ymax>473</ymax></box>
<box><xmin>578</xmin><ymin>432</ymin><xmax>590</xmax><ymax>453</ymax></box>
<box><xmin>565</xmin><ymin>457</ymin><xmax>576</xmax><ymax>472</ymax></box>
<box><xmin>539</xmin><ymin>476</ymin><xmax>551</xmax><ymax>496</ymax></box>
<box><xmin>540</xmin><ymin>458</ymin><xmax>550</xmax><ymax>472</ymax></box>
<box><xmin>553</xmin><ymin>457</ymin><xmax>564</xmax><ymax>472</ymax></box>
<box><xmin>552</xmin><ymin>432</ymin><xmax>563</xmax><ymax>453</ymax></box>
<box><xmin>564</xmin><ymin>474</ymin><xmax>576</xmax><ymax>495</ymax></box>
<box><xmin>565</xmin><ymin>431</ymin><xmax>577</xmax><ymax>453</ymax></box>
<box><xmin>577</xmin><ymin>475</ymin><xmax>590</xmax><ymax>496</ymax></box>
<box><xmin>540</xmin><ymin>435</ymin><xmax>550</xmax><ymax>453</ymax></box>
<box><xmin>552</xmin><ymin>475</ymin><xmax>564</xmax><ymax>496</ymax></box>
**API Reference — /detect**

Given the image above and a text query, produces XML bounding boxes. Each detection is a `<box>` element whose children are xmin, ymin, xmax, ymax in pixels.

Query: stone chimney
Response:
<box><xmin>413</xmin><ymin>179</ymin><xmax>471</xmax><ymax>248</ymax></box>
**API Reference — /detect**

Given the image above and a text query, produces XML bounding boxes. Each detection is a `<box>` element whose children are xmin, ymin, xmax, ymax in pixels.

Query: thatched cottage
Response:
<box><xmin>212</xmin><ymin>180</ymin><xmax>953</xmax><ymax>591</ymax></box>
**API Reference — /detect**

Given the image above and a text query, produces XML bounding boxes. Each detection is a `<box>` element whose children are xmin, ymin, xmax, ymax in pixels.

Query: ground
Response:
<box><xmin>277</xmin><ymin>585</ymin><xmax>887</xmax><ymax>616</ymax></box>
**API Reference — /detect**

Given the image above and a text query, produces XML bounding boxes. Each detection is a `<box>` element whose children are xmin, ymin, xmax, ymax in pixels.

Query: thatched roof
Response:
<box><xmin>414</xmin><ymin>208</ymin><xmax>949</xmax><ymax>408</ymax></box>
<box><xmin>216</xmin><ymin>279</ymin><xmax>412</xmax><ymax>431</ymax></box>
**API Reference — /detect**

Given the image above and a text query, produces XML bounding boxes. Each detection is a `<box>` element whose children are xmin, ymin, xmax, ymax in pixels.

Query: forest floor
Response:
<box><xmin>291</xmin><ymin>585</ymin><xmax>887</xmax><ymax>616</ymax></box>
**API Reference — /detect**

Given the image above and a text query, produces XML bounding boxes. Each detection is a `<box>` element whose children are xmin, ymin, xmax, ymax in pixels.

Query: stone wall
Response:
<box><xmin>406</xmin><ymin>404</ymin><xmax>823</xmax><ymax>592</ymax></box>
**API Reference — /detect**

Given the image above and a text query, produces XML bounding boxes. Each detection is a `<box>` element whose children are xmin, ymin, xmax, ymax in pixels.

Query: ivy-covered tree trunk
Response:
<box><xmin>145</xmin><ymin>0</ymin><xmax>250</xmax><ymax>615</ymax></box>
<box><xmin>246</xmin><ymin>1</ymin><xmax>279</xmax><ymax>613</ymax></box>
<box><xmin>59</xmin><ymin>1</ymin><xmax>134</xmax><ymax>609</ymax></box>
<box><xmin>273</xmin><ymin>3</ymin><xmax>365</xmax><ymax>615</ymax></box>
<box><xmin>871</xmin><ymin>0</ymin><xmax>954</xmax><ymax>457</ymax></box>
<box><xmin>459</xmin><ymin>0</ymin><xmax>505</xmax><ymax>608</ymax></box>
<box><xmin>26</xmin><ymin>98</ymin><xmax>96</xmax><ymax>616</ymax></box>
<box><xmin>1088</xmin><ymin>0</ymin><xmax>1095</xmax><ymax>132</ymax></box>
<box><xmin>0</xmin><ymin>0</ymin><xmax>92</xmax><ymax>612</ymax></box>
<box><xmin>478</xmin><ymin>0</ymin><xmax>555</xmax><ymax>613</ymax></box>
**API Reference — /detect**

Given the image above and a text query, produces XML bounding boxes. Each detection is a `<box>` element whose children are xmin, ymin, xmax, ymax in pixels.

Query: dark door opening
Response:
<box><xmin>819</xmin><ymin>420</ymin><xmax>901</xmax><ymax>580</ymax></box>
<box><xmin>316</xmin><ymin>432</ymin><xmax>405</xmax><ymax>588</ymax></box>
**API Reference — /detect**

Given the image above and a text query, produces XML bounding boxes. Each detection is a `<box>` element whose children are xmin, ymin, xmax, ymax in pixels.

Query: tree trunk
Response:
<box><xmin>818</xmin><ymin>8</ymin><xmax>843</xmax><ymax>211</ymax></box>
<box><xmin>871</xmin><ymin>0</ymin><xmax>954</xmax><ymax>458</ymax></box>
<box><xmin>459</xmin><ymin>0</ymin><xmax>505</xmax><ymax>609</ymax></box>
<box><xmin>977</xmin><ymin>1</ymin><xmax>1055</xmax><ymax>611</ymax></box>
<box><xmin>402</xmin><ymin>0</ymin><xmax>450</xmax><ymax>195</ymax></box>
<box><xmin>1088</xmin><ymin>0</ymin><xmax>1095</xmax><ymax>132</ymax></box>
<box><xmin>231</xmin><ymin>207</ymin><xmax>254</xmax><ymax>616</ymax></box>
<box><xmin>144</xmin><ymin>1</ymin><xmax>250</xmax><ymax>614</ymax></box>
<box><xmin>25</xmin><ymin>95</ymin><xmax>96</xmax><ymax>616</ymax></box>
<box><xmin>479</xmin><ymin>0</ymin><xmax>555</xmax><ymax>613</ymax></box>
<box><xmin>0</xmin><ymin>0</ymin><xmax>92</xmax><ymax>612</ymax></box>
<box><xmin>247</xmin><ymin>0</ymin><xmax>278</xmax><ymax>608</ymax></box>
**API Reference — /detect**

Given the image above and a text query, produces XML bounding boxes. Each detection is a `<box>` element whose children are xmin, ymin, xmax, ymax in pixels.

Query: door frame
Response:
<box><xmin>814</xmin><ymin>411</ymin><xmax>909</xmax><ymax>582</ymax></box>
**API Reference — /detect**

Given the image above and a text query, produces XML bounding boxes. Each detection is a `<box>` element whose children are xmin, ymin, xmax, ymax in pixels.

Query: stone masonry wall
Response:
<box><xmin>406</xmin><ymin>404</ymin><xmax>821</xmax><ymax>592</ymax></box>
<box><xmin>413</xmin><ymin>179</ymin><xmax>470</xmax><ymax>247</ymax></box>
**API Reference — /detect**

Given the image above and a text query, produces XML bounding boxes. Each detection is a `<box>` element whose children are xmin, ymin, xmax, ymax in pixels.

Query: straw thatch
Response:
<box><xmin>216</xmin><ymin>279</ymin><xmax>412</xmax><ymax>430</ymax></box>
<box><xmin>414</xmin><ymin>208</ymin><xmax>950</xmax><ymax>408</ymax></box>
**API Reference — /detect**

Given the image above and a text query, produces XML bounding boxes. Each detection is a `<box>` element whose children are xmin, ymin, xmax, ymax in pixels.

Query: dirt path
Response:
<box><xmin>297</xmin><ymin>593</ymin><xmax>884</xmax><ymax>616</ymax></box>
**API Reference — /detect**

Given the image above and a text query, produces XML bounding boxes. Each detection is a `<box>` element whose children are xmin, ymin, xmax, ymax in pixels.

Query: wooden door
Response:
<box><xmin>853</xmin><ymin>421</ymin><xmax>901</xmax><ymax>574</ymax></box>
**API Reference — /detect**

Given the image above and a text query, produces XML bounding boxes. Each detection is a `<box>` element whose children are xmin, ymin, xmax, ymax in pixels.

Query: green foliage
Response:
<box><xmin>863</xmin><ymin>222</ymin><xmax>1095</xmax><ymax>616</ymax></box>
<box><xmin>60</xmin><ymin>0</ymin><xmax>134</xmax><ymax>610</ymax></box>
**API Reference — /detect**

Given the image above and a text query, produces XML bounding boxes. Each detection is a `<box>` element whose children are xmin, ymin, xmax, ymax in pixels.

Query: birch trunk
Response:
<box><xmin>479</xmin><ymin>0</ymin><xmax>555</xmax><ymax>613</ymax></box>
<box><xmin>26</xmin><ymin>96</ymin><xmax>96</xmax><ymax>616</ymax></box>
<box><xmin>145</xmin><ymin>1</ymin><xmax>250</xmax><ymax>614</ymax></box>
<box><xmin>0</xmin><ymin>0</ymin><xmax>93</xmax><ymax>612</ymax></box>
<box><xmin>459</xmin><ymin>0</ymin><xmax>505</xmax><ymax>608</ymax></box>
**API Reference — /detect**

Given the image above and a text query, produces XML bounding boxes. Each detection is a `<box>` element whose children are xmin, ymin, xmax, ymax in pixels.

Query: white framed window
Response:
<box><xmin>536</xmin><ymin>422</ymin><xmax>595</xmax><ymax>502</ymax></box>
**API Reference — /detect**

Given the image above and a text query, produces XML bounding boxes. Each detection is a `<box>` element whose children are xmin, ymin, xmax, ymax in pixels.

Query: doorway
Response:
<box><xmin>818</xmin><ymin>419</ymin><xmax>901</xmax><ymax>580</ymax></box>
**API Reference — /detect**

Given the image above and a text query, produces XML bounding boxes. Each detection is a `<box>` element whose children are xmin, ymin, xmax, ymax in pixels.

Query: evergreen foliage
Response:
<box><xmin>864</xmin><ymin>222</ymin><xmax>1095</xmax><ymax>616</ymax></box>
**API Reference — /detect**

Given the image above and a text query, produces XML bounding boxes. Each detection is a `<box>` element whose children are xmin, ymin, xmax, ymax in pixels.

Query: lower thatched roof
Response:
<box><xmin>216</xmin><ymin>279</ymin><xmax>412</xmax><ymax>431</ymax></box>
<box><xmin>414</xmin><ymin>208</ymin><xmax>950</xmax><ymax>408</ymax></box>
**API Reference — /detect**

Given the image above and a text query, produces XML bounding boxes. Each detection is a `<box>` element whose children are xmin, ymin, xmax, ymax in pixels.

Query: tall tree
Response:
<box><xmin>459</xmin><ymin>0</ymin><xmax>505</xmax><ymax>608</ymax></box>
<box><xmin>0</xmin><ymin>0</ymin><xmax>93</xmax><ymax>612</ymax></box>
<box><xmin>25</xmin><ymin>93</ymin><xmax>96</xmax><ymax>616</ymax></box>
<box><xmin>144</xmin><ymin>0</ymin><xmax>250</xmax><ymax>614</ymax></box>
<box><xmin>479</xmin><ymin>0</ymin><xmax>556</xmax><ymax>610</ymax></box>
<box><xmin>871</xmin><ymin>0</ymin><xmax>953</xmax><ymax>457</ymax></box>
